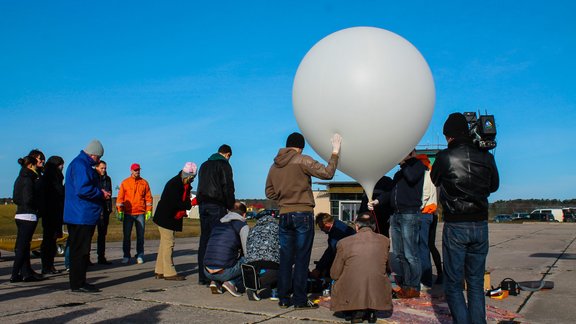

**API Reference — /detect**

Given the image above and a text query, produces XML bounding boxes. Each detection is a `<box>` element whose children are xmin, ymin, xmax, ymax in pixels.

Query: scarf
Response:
<box><xmin>175</xmin><ymin>182</ymin><xmax>190</xmax><ymax>220</ymax></box>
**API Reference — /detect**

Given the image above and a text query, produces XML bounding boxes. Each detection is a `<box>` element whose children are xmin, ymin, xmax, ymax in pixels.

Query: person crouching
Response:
<box><xmin>203</xmin><ymin>201</ymin><xmax>249</xmax><ymax>297</ymax></box>
<box><xmin>330</xmin><ymin>212</ymin><xmax>393</xmax><ymax>323</ymax></box>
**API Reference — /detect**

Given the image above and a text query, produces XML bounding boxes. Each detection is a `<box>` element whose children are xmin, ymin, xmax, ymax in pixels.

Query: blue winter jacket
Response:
<box><xmin>64</xmin><ymin>150</ymin><xmax>103</xmax><ymax>225</ymax></box>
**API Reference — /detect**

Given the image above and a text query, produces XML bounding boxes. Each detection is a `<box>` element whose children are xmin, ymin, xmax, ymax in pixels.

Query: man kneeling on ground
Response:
<box><xmin>330</xmin><ymin>212</ymin><xmax>393</xmax><ymax>323</ymax></box>
<box><xmin>203</xmin><ymin>201</ymin><xmax>249</xmax><ymax>297</ymax></box>
<box><xmin>310</xmin><ymin>213</ymin><xmax>356</xmax><ymax>281</ymax></box>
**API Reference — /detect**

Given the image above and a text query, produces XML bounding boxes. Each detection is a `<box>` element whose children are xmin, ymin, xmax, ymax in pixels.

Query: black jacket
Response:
<box><xmin>38</xmin><ymin>163</ymin><xmax>65</xmax><ymax>226</ymax></box>
<box><xmin>13</xmin><ymin>167</ymin><xmax>40</xmax><ymax>215</ymax></box>
<box><xmin>197</xmin><ymin>153</ymin><xmax>235</xmax><ymax>210</ymax></box>
<box><xmin>377</xmin><ymin>157</ymin><xmax>426</xmax><ymax>213</ymax></box>
<box><xmin>99</xmin><ymin>174</ymin><xmax>113</xmax><ymax>216</ymax></box>
<box><xmin>431</xmin><ymin>137</ymin><xmax>499</xmax><ymax>222</ymax></box>
<box><xmin>153</xmin><ymin>172</ymin><xmax>192</xmax><ymax>232</ymax></box>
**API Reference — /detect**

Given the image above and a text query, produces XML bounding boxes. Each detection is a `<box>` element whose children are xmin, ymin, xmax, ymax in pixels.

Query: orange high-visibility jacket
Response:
<box><xmin>116</xmin><ymin>176</ymin><xmax>153</xmax><ymax>215</ymax></box>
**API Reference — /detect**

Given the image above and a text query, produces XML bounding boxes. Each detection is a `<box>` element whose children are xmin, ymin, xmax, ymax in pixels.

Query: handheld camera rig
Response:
<box><xmin>463</xmin><ymin>111</ymin><xmax>497</xmax><ymax>150</ymax></box>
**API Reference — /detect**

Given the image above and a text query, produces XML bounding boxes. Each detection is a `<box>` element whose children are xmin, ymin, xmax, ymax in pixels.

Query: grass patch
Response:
<box><xmin>0</xmin><ymin>204</ymin><xmax>201</xmax><ymax>242</ymax></box>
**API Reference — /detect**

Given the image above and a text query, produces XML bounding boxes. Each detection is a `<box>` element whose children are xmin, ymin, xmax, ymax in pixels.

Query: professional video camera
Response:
<box><xmin>463</xmin><ymin>111</ymin><xmax>497</xmax><ymax>150</ymax></box>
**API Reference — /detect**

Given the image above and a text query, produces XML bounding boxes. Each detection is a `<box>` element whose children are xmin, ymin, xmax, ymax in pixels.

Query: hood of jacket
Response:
<box><xmin>208</xmin><ymin>153</ymin><xmax>227</xmax><ymax>161</ymax></box>
<box><xmin>273</xmin><ymin>148</ymin><xmax>299</xmax><ymax>168</ymax></box>
<box><xmin>220</xmin><ymin>211</ymin><xmax>246</xmax><ymax>223</ymax></box>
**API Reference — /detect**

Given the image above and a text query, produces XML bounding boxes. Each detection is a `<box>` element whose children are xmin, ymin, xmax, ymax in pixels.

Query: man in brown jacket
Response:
<box><xmin>265</xmin><ymin>132</ymin><xmax>342</xmax><ymax>309</ymax></box>
<box><xmin>330</xmin><ymin>212</ymin><xmax>393</xmax><ymax>323</ymax></box>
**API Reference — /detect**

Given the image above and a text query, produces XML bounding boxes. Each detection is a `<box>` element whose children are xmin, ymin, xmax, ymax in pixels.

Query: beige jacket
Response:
<box><xmin>330</xmin><ymin>227</ymin><xmax>393</xmax><ymax>312</ymax></box>
<box><xmin>265</xmin><ymin>148</ymin><xmax>338</xmax><ymax>214</ymax></box>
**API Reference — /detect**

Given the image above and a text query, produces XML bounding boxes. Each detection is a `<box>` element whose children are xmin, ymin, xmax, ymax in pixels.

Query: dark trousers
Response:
<box><xmin>12</xmin><ymin>219</ymin><xmax>38</xmax><ymax>279</ymax></box>
<box><xmin>41</xmin><ymin>218</ymin><xmax>59</xmax><ymax>271</ymax></box>
<box><xmin>278</xmin><ymin>211</ymin><xmax>315</xmax><ymax>306</ymax></box>
<box><xmin>428</xmin><ymin>214</ymin><xmax>442</xmax><ymax>276</ymax></box>
<box><xmin>197</xmin><ymin>203</ymin><xmax>227</xmax><ymax>283</ymax></box>
<box><xmin>68</xmin><ymin>224</ymin><xmax>96</xmax><ymax>290</ymax></box>
<box><xmin>97</xmin><ymin>213</ymin><xmax>110</xmax><ymax>260</ymax></box>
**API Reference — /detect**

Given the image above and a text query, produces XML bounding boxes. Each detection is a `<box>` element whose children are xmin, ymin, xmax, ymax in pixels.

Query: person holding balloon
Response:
<box><xmin>265</xmin><ymin>132</ymin><xmax>342</xmax><ymax>309</ymax></box>
<box><xmin>368</xmin><ymin>149</ymin><xmax>427</xmax><ymax>299</ymax></box>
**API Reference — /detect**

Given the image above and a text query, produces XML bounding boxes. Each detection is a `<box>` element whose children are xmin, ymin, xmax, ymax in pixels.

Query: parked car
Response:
<box><xmin>512</xmin><ymin>212</ymin><xmax>530</xmax><ymax>220</ymax></box>
<box><xmin>245</xmin><ymin>211</ymin><xmax>258</xmax><ymax>219</ymax></box>
<box><xmin>530</xmin><ymin>209</ymin><xmax>565</xmax><ymax>222</ymax></box>
<box><xmin>494</xmin><ymin>214</ymin><xmax>512</xmax><ymax>223</ymax></box>
<box><xmin>562</xmin><ymin>213</ymin><xmax>575</xmax><ymax>222</ymax></box>
<box><xmin>256</xmin><ymin>209</ymin><xmax>280</xmax><ymax>219</ymax></box>
<box><xmin>529</xmin><ymin>212</ymin><xmax>559</xmax><ymax>222</ymax></box>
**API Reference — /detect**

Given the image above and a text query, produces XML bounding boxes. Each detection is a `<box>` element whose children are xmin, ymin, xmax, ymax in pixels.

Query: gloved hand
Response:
<box><xmin>145</xmin><ymin>211</ymin><xmax>152</xmax><ymax>222</ymax></box>
<box><xmin>367</xmin><ymin>199</ymin><xmax>379</xmax><ymax>211</ymax></box>
<box><xmin>331</xmin><ymin>133</ymin><xmax>342</xmax><ymax>155</ymax></box>
<box><xmin>117</xmin><ymin>211</ymin><xmax>124</xmax><ymax>221</ymax></box>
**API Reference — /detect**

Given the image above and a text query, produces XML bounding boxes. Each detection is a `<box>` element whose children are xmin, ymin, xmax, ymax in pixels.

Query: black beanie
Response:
<box><xmin>286</xmin><ymin>132</ymin><xmax>305</xmax><ymax>149</ymax></box>
<box><xmin>443</xmin><ymin>113</ymin><xmax>469</xmax><ymax>138</ymax></box>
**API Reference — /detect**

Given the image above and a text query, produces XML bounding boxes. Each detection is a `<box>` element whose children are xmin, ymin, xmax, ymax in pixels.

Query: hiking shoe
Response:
<box><xmin>222</xmin><ymin>281</ymin><xmax>242</xmax><ymax>297</ymax></box>
<box><xmin>209</xmin><ymin>281</ymin><xmax>223</xmax><ymax>294</ymax></box>
<box><xmin>246</xmin><ymin>289</ymin><xmax>261</xmax><ymax>301</ymax></box>
<box><xmin>136</xmin><ymin>257</ymin><xmax>144</xmax><ymax>264</ymax></box>
<box><xmin>121</xmin><ymin>257</ymin><xmax>130</xmax><ymax>264</ymax></box>
<box><xmin>294</xmin><ymin>299</ymin><xmax>319</xmax><ymax>309</ymax></box>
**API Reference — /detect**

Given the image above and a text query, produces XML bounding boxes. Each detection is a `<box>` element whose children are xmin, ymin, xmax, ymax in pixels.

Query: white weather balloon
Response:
<box><xmin>293</xmin><ymin>27</ymin><xmax>435</xmax><ymax>199</ymax></box>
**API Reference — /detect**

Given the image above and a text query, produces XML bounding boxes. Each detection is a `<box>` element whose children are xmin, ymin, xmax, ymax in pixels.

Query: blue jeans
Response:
<box><xmin>419</xmin><ymin>213</ymin><xmax>433</xmax><ymax>287</ymax></box>
<box><xmin>443</xmin><ymin>221</ymin><xmax>489</xmax><ymax>324</ymax></box>
<box><xmin>278</xmin><ymin>211</ymin><xmax>314</xmax><ymax>306</ymax></box>
<box><xmin>390</xmin><ymin>213</ymin><xmax>421</xmax><ymax>290</ymax></box>
<box><xmin>204</xmin><ymin>257</ymin><xmax>245</xmax><ymax>286</ymax></box>
<box><xmin>123</xmin><ymin>214</ymin><xmax>145</xmax><ymax>258</ymax></box>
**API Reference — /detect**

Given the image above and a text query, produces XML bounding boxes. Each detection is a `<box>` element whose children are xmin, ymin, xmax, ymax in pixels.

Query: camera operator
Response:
<box><xmin>431</xmin><ymin>113</ymin><xmax>499</xmax><ymax>324</ymax></box>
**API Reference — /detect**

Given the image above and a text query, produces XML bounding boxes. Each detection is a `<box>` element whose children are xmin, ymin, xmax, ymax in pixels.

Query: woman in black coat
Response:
<box><xmin>11</xmin><ymin>155</ymin><xmax>45</xmax><ymax>282</ymax></box>
<box><xmin>38</xmin><ymin>156</ymin><xmax>65</xmax><ymax>274</ymax></box>
<box><xmin>153</xmin><ymin>162</ymin><xmax>197</xmax><ymax>281</ymax></box>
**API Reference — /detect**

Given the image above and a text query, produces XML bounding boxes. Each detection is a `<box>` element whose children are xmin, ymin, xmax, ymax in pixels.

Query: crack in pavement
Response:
<box><xmin>514</xmin><ymin>233</ymin><xmax>576</xmax><ymax>317</ymax></box>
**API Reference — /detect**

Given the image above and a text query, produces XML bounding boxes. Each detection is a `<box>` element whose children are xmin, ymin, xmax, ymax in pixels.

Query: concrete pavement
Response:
<box><xmin>0</xmin><ymin>223</ymin><xmax>575</xmax><ymax>323</ymax></box>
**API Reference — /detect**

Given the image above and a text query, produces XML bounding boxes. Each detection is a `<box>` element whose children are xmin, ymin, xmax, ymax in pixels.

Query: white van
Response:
<box><xmin>530</xmin><ymin>209</ymin><xmax>568</xmax><ymax>222</ymax></box>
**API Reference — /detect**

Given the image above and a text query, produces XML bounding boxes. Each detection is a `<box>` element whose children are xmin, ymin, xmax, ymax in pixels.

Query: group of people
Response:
<box><xmin>10</xmin><ymin>112</ymin><xmax>499</xmax><ymax>324</ymax></box>
<box><xmin>9</xmin><ymin>140</ymin><xmax>182</xmax><ymax>291</ymax></box>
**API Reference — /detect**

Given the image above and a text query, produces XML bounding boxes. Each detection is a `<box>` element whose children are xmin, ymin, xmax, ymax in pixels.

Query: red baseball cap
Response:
<box><xmin>130</xmin><ymin>163</ymin><xmax>141</xmax><ymax>171</ymax></box>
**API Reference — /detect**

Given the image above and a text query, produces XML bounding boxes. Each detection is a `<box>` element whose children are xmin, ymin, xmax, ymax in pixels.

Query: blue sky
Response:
<box><xmin>1</xmin><ymin>1</ymin><xmax>575</xmax><ymax>201</ymax></box>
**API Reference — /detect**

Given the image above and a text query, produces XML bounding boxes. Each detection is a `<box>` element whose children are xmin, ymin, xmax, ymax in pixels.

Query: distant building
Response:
<box><xmin>314</xmin><ymin>181</ymin><xmax>363</xmax><ymax>222</ymax></box>
<box><xmin>314</xmin><ymin>147</ymin><xmax>441</xmax><ymax>222</ymax></box>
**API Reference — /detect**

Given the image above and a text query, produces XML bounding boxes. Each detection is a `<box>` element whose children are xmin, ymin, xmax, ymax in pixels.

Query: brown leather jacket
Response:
<box><xmin>265</xmin><ymin>148</ymin><xmax>338</xmax><ymax>214</ymax></box>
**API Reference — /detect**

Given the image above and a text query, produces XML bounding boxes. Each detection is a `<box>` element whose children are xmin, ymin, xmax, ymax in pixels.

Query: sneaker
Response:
<box><xmin>246</xmin><ymin>289</ymin><xmax>261</xmax><ymax>301</ymax></box>
<box><xmin>136</xmin><ymin>257</ymin><xmax>144</xmax><ymax>264</ymax></box>
<box><xmin>293</xmin><ymin>299</ymin><xmax>319</xmax><ymax>309</ymax></box>
<box><xmin>209</xmin><ymin>281</ymin><xmax>223</xmax><ymax>294</ymax></box>
<box><xmin>222</xmin><ymin>281</ymin><xmax>242</xmax><ymax>297</ymax></box>
<box><xmin>122</xmin><ymin>257</ymin><xmax>130</xmax><ymax>264</ymax></box>
<box><xmin>269</xmin><ymin>288</ymin><xmax>279</xmax><ymax>301</ymax></box>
